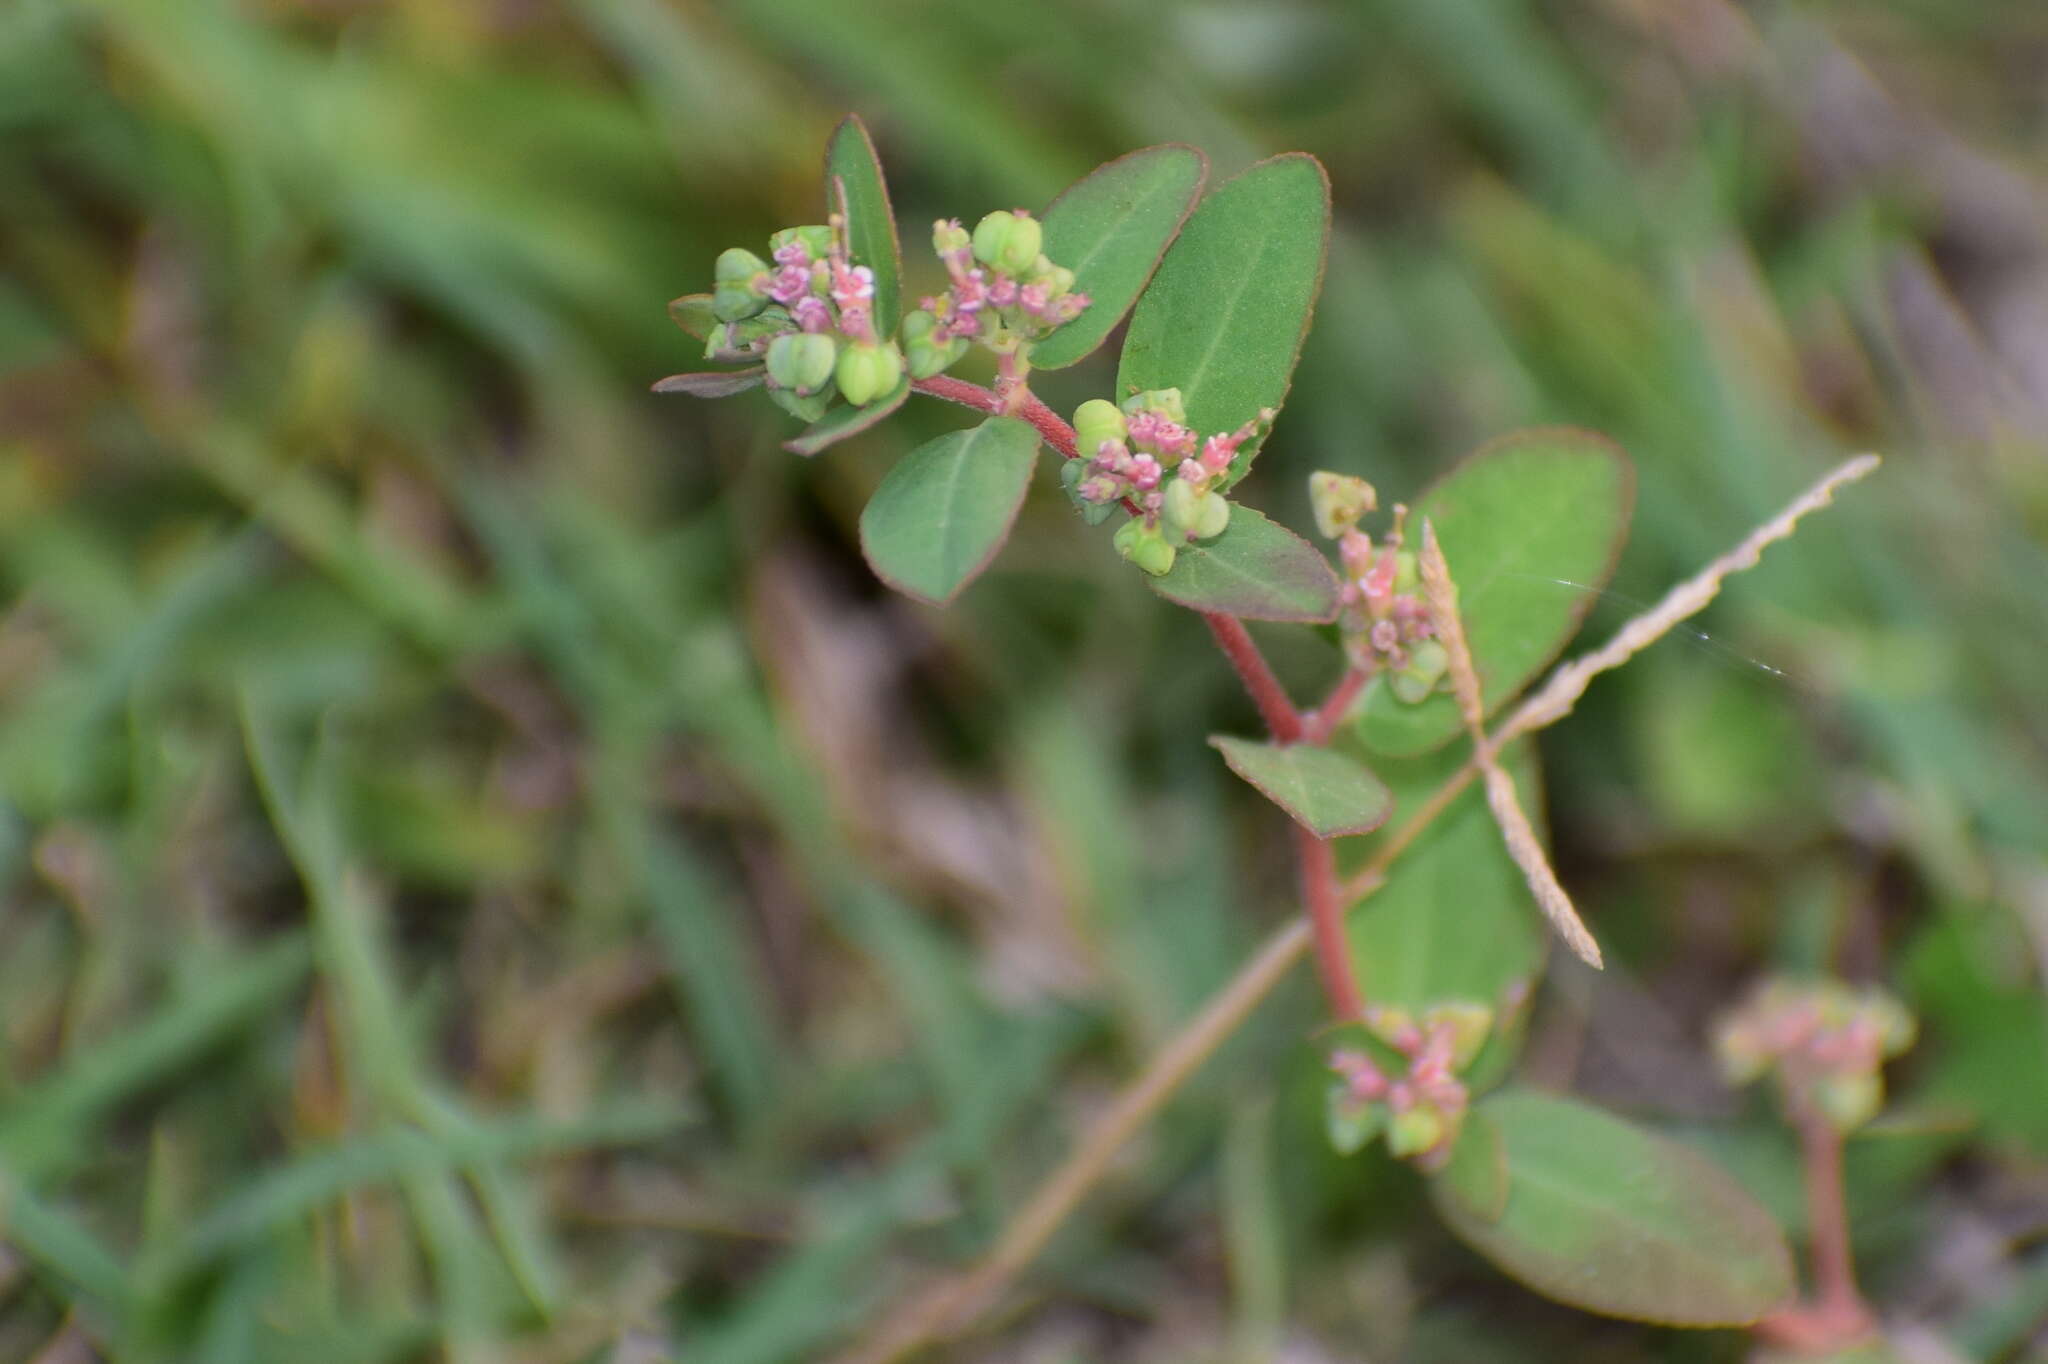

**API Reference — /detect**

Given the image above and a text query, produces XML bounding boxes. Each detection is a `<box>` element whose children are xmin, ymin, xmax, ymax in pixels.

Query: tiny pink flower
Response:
<box><xmin>792</xmin><ymin>296</ymin><xmax>831</xmax><ymax>333</ymax></box>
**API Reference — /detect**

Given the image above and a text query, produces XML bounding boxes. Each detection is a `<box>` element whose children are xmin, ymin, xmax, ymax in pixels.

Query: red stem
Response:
<box><xmin>1296</xmin><ymin>827</ymin><xmax>1364</xmax><ymax>1019</ymax></box>
<box><xmin>1799</xmin><ymin>1102</ymin><xmax>1872</xmax><ymax>1332</ymax></box>
<box><xmin>1302</xmin><ymin>668</ymin><xmax>1367</xmax><ymax>746</ymax></box>
<box><xmin>912</xmin><ymin>376</ymin><xmax>1077</xmax><ymax>459</ymax></box>
<box><xmin>912</xmin><ymin>372</ymin><xmax>1369</xmax><ymax>1021</ymax></box>
<box><xmin>1756</xmin><ymin>1101</ymin><xmax>1875</xmax><ymax>1353</ymax></box>
<box><xmin>1203</xmin><ymin>615</ymin><xmax>1301</xmax><ymax>742</ymax></box>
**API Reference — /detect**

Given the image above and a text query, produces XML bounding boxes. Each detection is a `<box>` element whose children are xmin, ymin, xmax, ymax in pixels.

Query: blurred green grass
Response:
<box><xmin>2</xmin><ymin>0</ymin><xmax>2047</xmax><ymax>1359</ymax></box>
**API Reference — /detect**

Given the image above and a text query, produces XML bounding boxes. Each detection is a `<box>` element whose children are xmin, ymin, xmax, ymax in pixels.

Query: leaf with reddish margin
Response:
<box><xmin>669</xmin><ymin>294</ymin><xmax>717</xmax><ymax>340</ymax></box>
<box><xmin>1432</xmin><ymin>1090</ymin><xmax>1796</xmax><ymax>1326</ymax></box>
<box><xmin>1209</xmin><ymin>736</ymin><xmax>1393</xmax><ymax>838</ymax></box>
<box><xmin>859</xmin><ymin>417</ymin><xmax>1040</xmax><ymax>604</ymax></box>
<box><xmin>1117</xmin><ymin>154</ymin><xmax>1330</xmax><ymax>476</ymax></box>
<box><xmin>652</xmin><ymin>369</ymin><xmax>766</xmax><ymax>398</ymax></box>
<box><xmin>782</xmin><ymin>377</ymin><xmax>910</xmax><ymax>456</ymax></box>
<box><xmin>1031</xmin><ymin>145</ymin><xmax>1208</xmax><ymax>370</ymax></box>
<box><xmin>824</xmin><ymin>115</ymin><xmax>902</xmax><ymax>337</ymax></box>
<box><xmin>1150</xmin><ymin>505</ymin><xmax>1341</xmax><ymax>622</ymax></box>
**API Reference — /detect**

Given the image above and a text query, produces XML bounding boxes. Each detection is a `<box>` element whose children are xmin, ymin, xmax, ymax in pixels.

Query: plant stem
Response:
<box><xmin>831</xmin><ymin>752</ymin><xmax>1482</xmax><ymax>1364</ymax></box>
<box><xmin>1802</xmin><ymin>1107</ymin><xmax>1866</xmax><ymax>1325</ymax></box>
<box><xmin>1757</xmin><ymin>1101</ymin><xmax>1874</xmax><ymax>1352</ymax></box>
<box><xmin>912</xmin><ymin>375</ymin><xmax>1077</xmax><ymax>459</ymax></box>
<box><xmin>1295</xmin><ymin>828</ymin><xmax>1362</xmax><ymax>1019</ymax></box>
<box><xmin>1202</xmin><ymin>615</ymin><xmax>1302</xmax><ymax>742</ymax></box>
<box><xmin>1302</xmin><ymin>667</ymin><xmax>1367</xmax><ymax>745</ymax></box>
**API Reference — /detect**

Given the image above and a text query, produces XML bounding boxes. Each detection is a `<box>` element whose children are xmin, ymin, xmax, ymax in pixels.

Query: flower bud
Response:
<box><xmin>1389</xmin><ymin>638</ymin><xmax>1448</xmax><ymax>704</ymax></box>
<box><xmin>834</xmin><ymin>339</ymin><xmax>904</xmax><ymax>407</ymax></box>
<box><xmin>1163</xmin><ymin>477</ymin><xmax>1203</xmax><ymax>536</ymax></box>
<box><xmin>1119</xmin><ymin>388</ymin><xmax>1186</xmax><ymax>424</ymax></box>
<box><xmin>769</xmin><ymin>225</ymin><xmax>834</xmax><ymax>261</ymax></box>
<box><xmin>932</xmin><ymin>218</ymin><xmax>971</xmax><ymax>256</ymax></box>
<box><xmin>1392</xmin><ymin>550</ymin><xmax>1421</xmax><ymax>596</ymax></box>
<box><xmin>766</xmin><ymin>332</ymin><xmax>837</xmax><ymax>396</ymax></box>
<box><xmin>971</xmin><ymin>210</ymin><xmax>1043</xmax><ymax>277</ymax></box>
<box><xmin>1072</xmin><ymin>399</ymin><xmax>1128</xmax><ymax>458</ymax></box>
<box><xmin>1387</xmin><ymin>1103</ymin><xmax>1447</xmax><ymax>1160</ymax></box>
<box><xmin>1059</xmin><ymin>459</ymin><xmax>1115</xmax><ymax>526</ymax></box>
<box><xmin>1813</xmin><ymin>1071</ymin><xmax>1882</xmax><ymax>1132</ymax></box>
<box><xmin>1113</xmin><ymin>517</ymin><xmax>1177</xmax><ymax>576</ymax></box>
<box><xmin>901</xmin><ymin>311</ymin><xmax>967</xmax><ymax>380</ymax></box>
<box><xmin>713</xmin><ymin>247</ymin><xmax>771</xmax><ymax>321</ymax></box>
<box><xmin>1309</xmin><ymin>471</ymin><xmax>1378</xmax><ymax>540</ymax></box>
<box><xmin>1428</xmin><ymin>1002</ymin><xmax>1494</xmax><ymax>1071</ymax></box>
<box><xmin>1039</xmin><ymin>262</ymin><xmax>1077</xmax><ymax>297</ymax></box>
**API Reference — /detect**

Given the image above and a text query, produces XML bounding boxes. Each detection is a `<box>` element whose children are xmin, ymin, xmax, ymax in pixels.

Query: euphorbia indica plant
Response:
<box><xmin>661</xmin><ymin>117</ymin><xmax>1897</xmax><ymax>1360</ymax></box>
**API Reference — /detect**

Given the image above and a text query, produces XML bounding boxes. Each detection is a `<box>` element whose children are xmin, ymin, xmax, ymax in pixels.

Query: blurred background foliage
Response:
<box><xmin>2</xmin><ymin>0</ymin><xmax>2046</xmax><ymax>1359</ymax></box>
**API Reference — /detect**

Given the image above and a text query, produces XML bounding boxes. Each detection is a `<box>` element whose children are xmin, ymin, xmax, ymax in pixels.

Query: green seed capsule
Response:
<box><xmin>1071</xmin><ymin>399</ymin><xmax>1127</xmax><ymax>458</ymax></box>
<box><xmin>1387</xmin><ymin>1105</ymin><xmax>1447</xmax><ymax>1160</ymax></box>
<box><xmin>713</xmin><ymin>247</ymin><xmax>771</xmax><ymax>322</ymax></box>
<box><xmin>1113</xmin><ymin>517</ymin><xmax>1177</xmax><ymax>576</ymax></box>
<box><xmin>835</xmin><ymin>340</ymin><xmax>904</xmax><ymax>407</ymax></box>
<box><xmin>767</xmin><ymin>332</ymin><xmax>838</xmax><ymax>396</ymax></box>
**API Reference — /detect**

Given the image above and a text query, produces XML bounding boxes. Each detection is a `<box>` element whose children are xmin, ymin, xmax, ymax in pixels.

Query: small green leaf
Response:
<box><xmin>1432</xmin><ymin>1090</ymin><xmax>1796</xmax><ymax>1326</ymax></box>
<box><xmin>1344</xmin><ymin>740</ymin><xmax>1545</xmax><ymax>1022</ymax></box>
<box><xmin>652</xmin><ymin>368</ymin><xmax>766</xmax><ymax>398</ymax></box>
<box><xmin>668</xmin><ymin>293</ymin><xmax>717</xmax><ymax>340</ymax></box>
<box><xmin>1150</xmin><ymin>505</ymin><xmax>1341</xmax><ymax>622</ymax></box>
<box><xmin>859</xmin><ymin>417</ymin><xmax>1040</xmax><ymax>604</ymax></box>
<box><xmin>1118</xmin><ymin>154</ymin><xmax>1329</xmax><ymax>473</ymax></box>
<box><xmin>1433</xmin><ymin>1109</ymin><xmax>1508</xmax><ymax>1223</ymax></box>
<box><xmin>1031</xmin><ymin>145</ymin><xmax>1208</xmax><ymax>370</ymax></box>
<box><xmin>825</xmin><ymin>114</ymin><xmax>902</xmax><ymax>337</ymax></box>
<box><xmin>1357</xmin><ymin>428</ymin><xmax>1633</xmax><ymax>756</ymax></box>
<box><xmin>782</xmin><ymin>376</ymin><xmax>909</xmax><ymax>456</ymax></box>
<box><xmin>1210</xmin><ymin>736</ymin><xmax>1392</xmax><ymax>838</ymax></box>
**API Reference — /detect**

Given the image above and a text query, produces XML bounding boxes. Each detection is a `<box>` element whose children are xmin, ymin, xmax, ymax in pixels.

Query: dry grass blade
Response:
<box><xmin>1500</xmin><ymin>455</ymin><xmax>1882</xmax><ymax>741</ymax></box>
<box><xmin>1419</xmin><ymin>520</ymin><xmax>1602</xmax><ymax>968</ymax></box>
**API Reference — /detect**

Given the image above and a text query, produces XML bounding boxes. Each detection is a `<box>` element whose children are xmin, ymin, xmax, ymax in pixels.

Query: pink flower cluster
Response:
<box><xmin>764</xmin><ymin>226</ymin><xmax>877</xmax><ymax>344</ymax></box>
<box><xmin>1326</xmin><ymin>1003</ymin><xmax>1490</xmax><ymax>1169</ymax></box>
<box><xmin>1077</xmin><ymin>404</ymin><xmax>1267</xmax><ymax>525</ymax></box>
<box><xmin>1336</xmin><ymin>518</ymin><xmax>1437</xmax><ymax>672</ymax></box>
<box><xmin>923</xmin><ymin>218</ymin><xmax>1089</xmax><ymax>343</ymax></box>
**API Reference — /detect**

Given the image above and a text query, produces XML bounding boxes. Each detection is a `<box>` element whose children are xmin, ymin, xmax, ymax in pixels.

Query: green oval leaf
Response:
<box><xmin>782</xmin><ymin>377</ymin><xmax>910</xmax><ymax>456</ymax></box>
<box><xmin>859</xmin><ymin>417</ymin><xmax>1040</xmax><ymax>604</ymax></box>
<box><xmin>1343</xmin><ymin>739</ymin><xmax>1546</xmax><ymax>1022</ymax></box>
<box><xmin>825</xmin><ymin>114</ymin><xmax>902</xmax><ymax>337</ymax></box>
<box><xmin>1357</xmin><ymin>428</ymin><xmax>1633</xmax><ymax>756</ymax></box>
<box><xmin>1432</xmin><ymin>1090</ymin><xmax>1796</xmax><ymax>1326</ymax></box>
<box><xmin>652</xmin><ymin>368</ymin><xmax>765</xmax><ymax>398</ymax></box>
<box><xmin>1117</xmin><ymin>153</ymin><xmax>1329</xmax><ymax>473</ymax></box>
<box><xmin>1434</xmin><ymin>1108</ymin><xmax>1509</xmax><ymax>1223</ymax></box>
<box><xmin>1149</xmin><ymin>505</ymin><xmax>1341</xmax><ymax>622</ymax></box>
<box><xmin>1030</xmin><ymin>145</ymin><xmax>1208</xmax><ymax>370</ymax></box>
<box><xmin>668</xmin><ymin>293</ymin><xmax>716</xmax><ymax>341</ymax></box>
<box><xmin>1209</xmin><ymin>737</ymin><xmax>1392</xmax><ymax>838</ymax></box>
